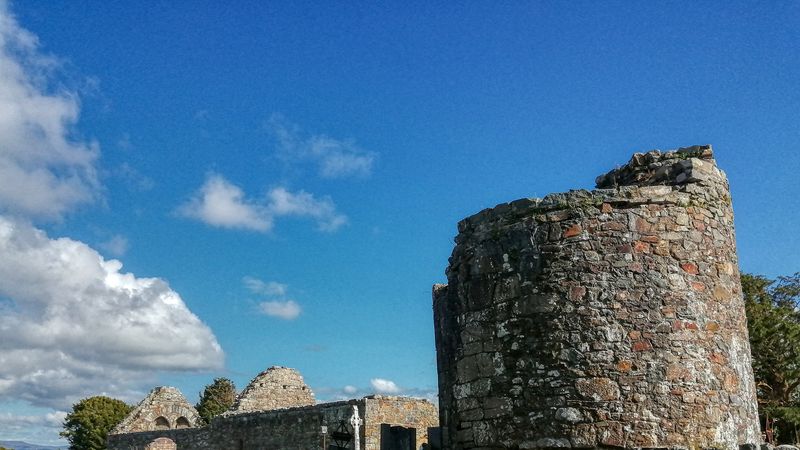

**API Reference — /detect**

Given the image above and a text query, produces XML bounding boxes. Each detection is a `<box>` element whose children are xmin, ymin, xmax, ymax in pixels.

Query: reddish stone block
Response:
<box><xmin>680</xmin><ymin>262</ymin><xmax>699</xmax><ymax>274</ymax></box>
<box><xmin>709</xmin><ymin>353</ymin><xmax>726</xmax><ymax>364</ymax></box>
<box><xmin>563</xmin><ymin>224</ymin><xmax>582</xmax><ymax>238</ymax></box>
<box><xmin>724</xmin><ymin>373</ymin><xmax>739</xmax><ymax>392</ymax></box>
<box><xmin>616</xmin><ymin>360</ymin><xmax>633</xmax><ymax>372</ymax></box>
<box><xmin>635</xmin><ymin>217</ymin><xmax>652</xmax><ymax>233</ymax></box>
<box><xmin>570</xmin><ymin>286</ymin><xmax>587</xmax><ymax>301</ymax></box>
<box><xmin>690</xmin><ymin>281</ymin><xmax>706</xmax><ymax>291</ymax></box>
<box><xmin>603</xmin><ymin>221</ymin><xmax>626</xmax><ymax>231</ymax></box>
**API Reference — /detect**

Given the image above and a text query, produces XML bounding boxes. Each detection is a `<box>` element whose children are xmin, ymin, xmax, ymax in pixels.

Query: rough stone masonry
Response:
<box><xmin>108</xmin><ymin>366</ymin><xmax>439</xmax><ymax>450</ymax></box>
<box><xmin>433</xmin><ymin>146</ymin><xmax>760</xmax><ymax>449</ymax></box>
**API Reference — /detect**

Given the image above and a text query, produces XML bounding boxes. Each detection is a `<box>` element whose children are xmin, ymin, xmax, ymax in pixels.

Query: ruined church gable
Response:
<box><xmin>112</xmin><ymin>386</ymin><xmax>202</xmax><ymax>434</ymax></box>
<box><xmin>228</xmin><ymin>365</ymin><xmax>315</xmax><ymax>413</ymax></box>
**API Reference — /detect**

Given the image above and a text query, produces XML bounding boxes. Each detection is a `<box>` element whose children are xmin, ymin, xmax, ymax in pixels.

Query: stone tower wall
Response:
<box><xmin>433</xmin><ymin>146</ymin><xmax>760</xmax><ymax>449</ymax></box>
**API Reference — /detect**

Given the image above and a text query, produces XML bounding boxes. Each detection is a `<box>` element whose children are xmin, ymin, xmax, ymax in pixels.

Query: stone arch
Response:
<box><xmin>145</xmin><ymin>437</ymin><xmax>176</xmax><ymax>450</ymax></box>
<box><xmin>175</xmin><ymin>416</ymin><xmax>191</xmax><ymax>428</ymax></box>
<box><xmin>154</xmin><ymin>416</ymin><xmax>170</xmax><ymax>430</ymax></box>
<box><xmin>110</xmin><ymin>386</ymin><xmax>202</xmax><ymax>434</ymax></box>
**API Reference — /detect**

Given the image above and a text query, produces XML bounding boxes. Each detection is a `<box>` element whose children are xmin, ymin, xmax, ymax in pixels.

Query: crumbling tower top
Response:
<box><xmin>595</xmin><ymin>144</ymin><xmax>716</xmax><ymax>188</ymax></box>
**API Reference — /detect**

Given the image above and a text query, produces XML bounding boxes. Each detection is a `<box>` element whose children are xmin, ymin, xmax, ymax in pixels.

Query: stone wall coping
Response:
<box><xmin>363</xmin><ymin>395</ymin><xmax>436</xmax><ymax>404</ymax></box>
<box><xmin>220</xmin><ymin>397</ymin><xmax>362</xmax><ymax>419</ymax></box>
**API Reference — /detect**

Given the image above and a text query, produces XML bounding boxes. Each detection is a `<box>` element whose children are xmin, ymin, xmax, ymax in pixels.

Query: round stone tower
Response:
<box><xmin>433</xmin><ymin>146</ymin><xmax>760</xmax><ymax>449</ymax></box>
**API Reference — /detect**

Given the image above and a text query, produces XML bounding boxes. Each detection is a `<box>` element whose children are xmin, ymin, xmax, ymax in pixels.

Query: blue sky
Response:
<box><xmin>0</xmin><ymin>0</ymin><xmax>798</xmax><ymax>444</ymax></box>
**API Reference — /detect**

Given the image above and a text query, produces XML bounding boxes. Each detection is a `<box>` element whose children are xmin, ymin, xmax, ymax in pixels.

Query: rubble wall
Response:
<box><xmin>107</xmin><ymin>427</ymin><xmax>210</xmax><ymax>449</ymax></box>
<box><xmin>109</xmin><ymin>396</ymin><xmax>438</xmax><ymax>450</ymax></box>
<box><xmin>230</xmin><ymin>366</ymin><xmax>315</xmax><ymax>413</ymax></box>
<box><xmin>364</xmin><ymin>396</ymin><xmax>440</xmax><ymax>449</ymax></box>
<box><xmin>433</xmin><ymin>146</ymin><xmax>760</xmax><ymax>449</ymax></box>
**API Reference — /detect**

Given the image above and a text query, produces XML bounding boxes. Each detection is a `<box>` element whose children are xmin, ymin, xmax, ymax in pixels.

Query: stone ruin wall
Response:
<box><xmin>108</xmin><ymin>392</ymin><xmax>438</xmax><ymax>450</ymax></box>
<box><xmin>364</xmin><ymin>396</ymin><xmax>440</xmax><ymax>448</ymax></box>
<box><xmin>112</xmin><ymin>386</ymin><xmax>202</xmax><ymax>434</ymax></box>
<box><xmin>433</xmin><ymin>146</ymin><xmax>760</xmax><ymax>449</ymax></box>
<box><xmin>229</xmin><ymin>366</ymin><xmax>315</xmax><ymax>413</ymax></box>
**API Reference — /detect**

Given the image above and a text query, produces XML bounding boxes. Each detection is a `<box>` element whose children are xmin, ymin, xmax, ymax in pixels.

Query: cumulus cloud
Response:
<box><xmin>178</xmin><ymin>173</ymin><xmax>347</xmax><ymax>232</ymax></box>
<box><xmin>269</xmin><ymin>115</ymin><xmax>376</xmax><ymax>179</ymax></box>
<box><xmin>0</xmin><ymin>4</ymin><xmax>99</xmax><ymax>219</ymax></box>
<box><xmin>370</xmin><ymin>378</ymin><xmax>401</xmax><ymax>394</ymax></box>
<box><xmin>0</xmin><ymin>2</ymin><xmax>224</xmax><ymax>434</ymax></box>
<box><xmin>313</xmin><ymin>382</ymin><xmax>437</xmax><ymax>404</ymax></box>
<box><xmin>243</xmin><ymin>276</ymin><xmax>287</xmax><ymax>296</ymax></box>
<box><xmin>258</xmin><ymin>300</ymin><xmax>301</xmax><ymax>320</ymax></box>
<box><xmin>177</xmin><ymin>174</ymin><xmax>272</xmax><ymax>232</ymax></box>
<box><xmin>244</xmin><ymin>276</ymin><xmax>302</xmax><ymax>320</ymax></box>
<box><xmin>0</xmin><ymin>410</ymin><xmax>67</xmax><ymax>444</ymax></box>
<box><xmin>267</xmin><ymin>187</ymin><xmax>347</xmax><ymax>232</ymax></box>
<box><xmin>0</xmin><ymin>217</ymin><xmax>224</xmax><ymax>408</ymax></box>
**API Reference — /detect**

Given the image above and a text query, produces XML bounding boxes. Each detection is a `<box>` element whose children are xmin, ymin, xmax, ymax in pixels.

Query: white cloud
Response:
<box><xmin>0</xmin><ymin>4</ymin><xmax>99</xmax><ymax>220</ymax></box>
<box><xmin>243</xmin><ymin>276</ymin><xmax>287</xmax><ymax>296</ymax></box>
<box><xmin>267</xmin><ymin>187</ymin><xmax>347</xmax><ymax>232</ymax></box>
<box><xmin>243</xmin><ymin>276</ymin><xmax>302</xmax><ymax>321</ymax></box>
<box><xmin>0</xmin><ymin>410</ymin><xmax>67</xmax><ymax>444</ymax></box>
<box><xmin>258</xmin><ymin>300</ymin><xmax>301</xmax><ymax>320</ymax></box>
<box><xmin>178</xmin><ymin>174</ymin><xmax>347</xmax><ymax>233</ymax></box>
<box><xmin>269</xmin><ymin>115</ymin><xmax>376</xmax><ymax>179</ymax></box>
<box><xmin>0</xmin><ymin>3</ymin><xmax>224</xmax><ymax>437</ymax></box>
<box><xmin>370</xmin><ymin>378</ymin><xmax>401</xmax><ymax>394</ymax></box>
<box><xmin>177</xmin><ymin>174</ymin><xmax>272</xmax><ymax>232</ymax></box>
<box><xmin>0</xmin><ymin>217</ymin><xmax>224</xmax><ymax>409</ymax></box>
<box><xmin>313</xmin><ymin>383</ymin><xmax>437</xmax><ymax>405</ymax></box>
<box><xmin>99</xmin><ymin>234</ymin><xmax>128</xmax><ymax>257</ymax></box>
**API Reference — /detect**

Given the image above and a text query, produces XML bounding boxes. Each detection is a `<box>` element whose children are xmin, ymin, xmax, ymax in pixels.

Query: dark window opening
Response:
<box><xmin>154</xmin><ymin>416</ymin><xmax>170</xmax><ymax>430</ymax></box>
<box><xmin>175</xmin><ymin>416</ymin><xmax>191</xmax><ymax>428</ymax></box>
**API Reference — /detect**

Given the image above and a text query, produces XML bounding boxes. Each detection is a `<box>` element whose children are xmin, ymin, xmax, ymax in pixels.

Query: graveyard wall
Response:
<box><xmin>109</xmin><ymin>395</ymin><xmax>437</xmax><ymax>450</ymax></box>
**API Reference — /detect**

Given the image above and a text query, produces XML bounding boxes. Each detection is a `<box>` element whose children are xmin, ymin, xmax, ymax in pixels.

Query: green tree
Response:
<box><xmin>195</xmin><ymin>377</ymin><xmax>237</xmax><ymax>424</ymax></box>
<box><xmin>743</xmin><ymin>272</ymin><xmax>800</xmax><ymax>443</ymax></box>
<box><xmin>60</xmin><ymin>396</ymin><xmax>131</xmax><ymax>450</ymax></box>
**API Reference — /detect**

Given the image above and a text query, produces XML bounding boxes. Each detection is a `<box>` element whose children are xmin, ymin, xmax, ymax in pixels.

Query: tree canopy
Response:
<box><xmin>743</xmin><ymin>272</ymin><xmax>800</xmax><ymax>443</ymax></box>
<box><xmin>60</xmin><ymin>396</ymin><xmax>131</xmax><ymax>450</ymax></box>
<box><xmin>196</xmin><ymin>377</ymin><xmax>237</xmax><ymax>424</ymax></box>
